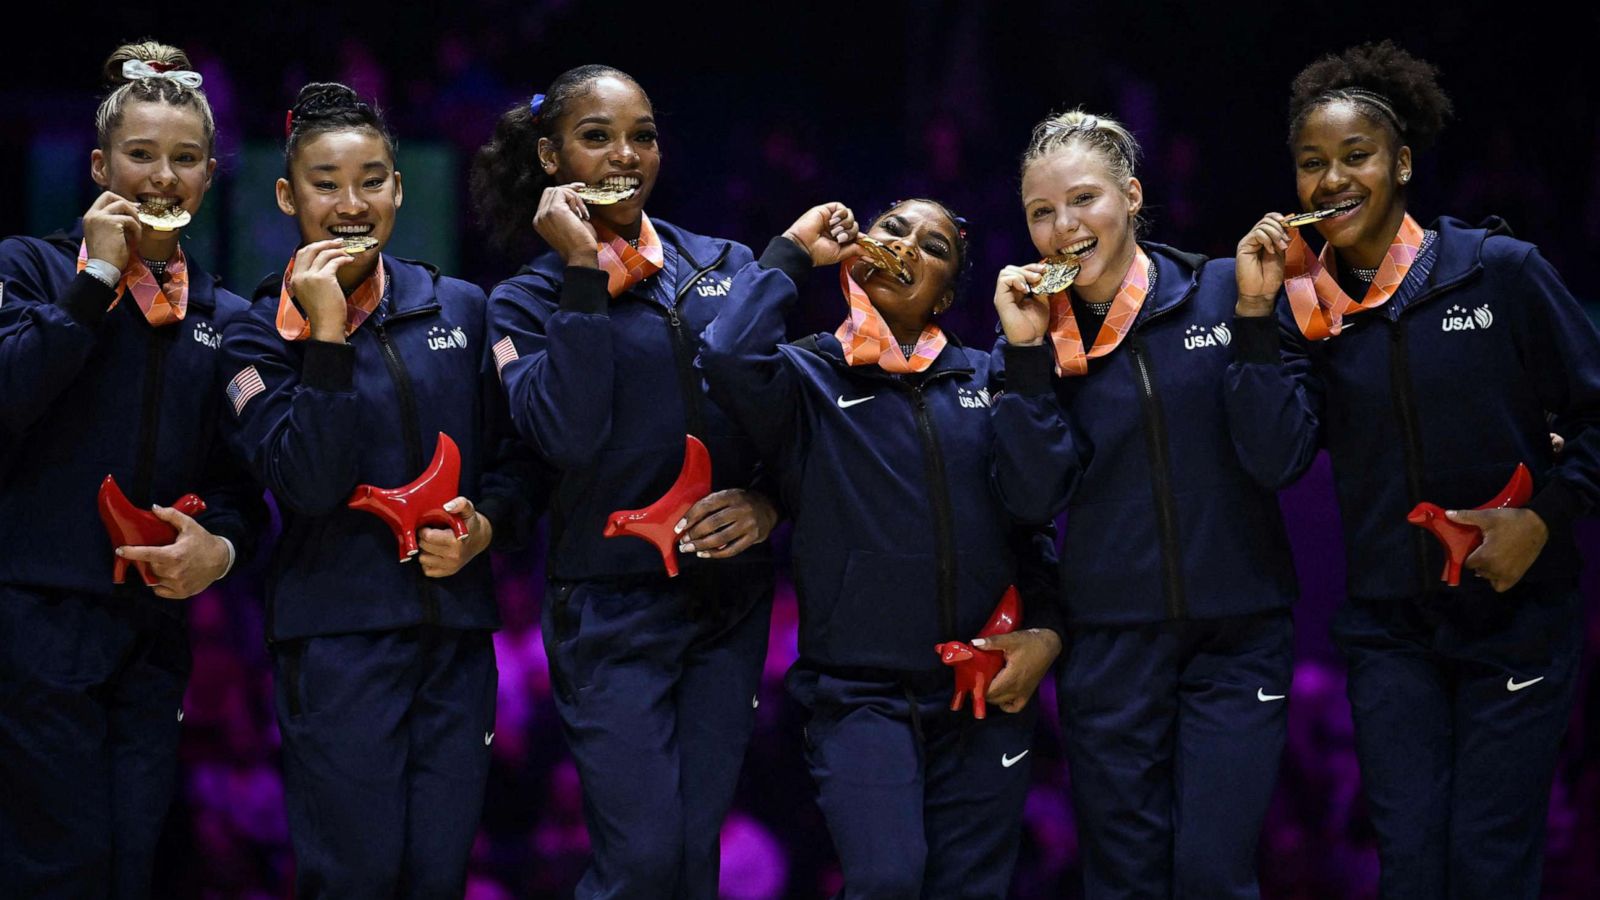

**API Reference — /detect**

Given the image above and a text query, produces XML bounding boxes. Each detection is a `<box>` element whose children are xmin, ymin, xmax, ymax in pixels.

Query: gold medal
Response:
<box><xmin>136</xmin><ymin>199</ymin><xmax>191</xmax><ymax>232</ymax></box>
<box><xmin>1030</xmin><ymin>258</ymin><xmax>1081</xmax><ymax>296</ymax></box>
<box><xmin>1282</xmin><ymin>206</ymin><xmax>1348</xmax><ymax>228</ymax></box>
<box><xmin>854</xmin><ymin>235</ymin><xmax>912</xmax><ymax>285</ymax></box>
<box><xmin>575</xmin><ymin>183</ymin><xmax>638</xmax><ymax>205</ymax></box>
<box><xmin>339</xmin><ymin>235</ymin><xmax>379</xmax><ymax>255</ymax></box>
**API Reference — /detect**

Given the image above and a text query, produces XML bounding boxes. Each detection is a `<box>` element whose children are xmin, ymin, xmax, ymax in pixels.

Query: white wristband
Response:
<box><xmin>82</xmin><ymin>258</ymin><xmax>122</xmax><ymax>290</ymax></box>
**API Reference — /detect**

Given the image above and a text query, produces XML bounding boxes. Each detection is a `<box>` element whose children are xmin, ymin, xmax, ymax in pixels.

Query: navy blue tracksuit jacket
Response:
<box><xmin>0</xmin><ymin>225</ymin><xmax>261</xmax><ymax>596</ymax></box>
<box><xmin>994</xmin><ymin>243</ymin><xmax>1298</xmax><ymax>899</ymax></box>
<box><xmin>1226</xmin><ymin>217</ymin><xmax>1600</xmax><ymax>899</ymax></box>
<box><xmin>490</xmin><ymin>218</ymin><xmax>772</xmax><ymax>583</ymax></box>
<box><xmin>219</xmin><ymin>255</ymin><xmax>534</xmax><ymax>641</ymax></box>
<box><xmin>0</xmin><ymin>224</ymin><xmax>263</xmax><ymax>898</ymax></box>
<box><xmin>704</xmin><ymin>237</ymin><xmax>1061</xmax><ymax>671</ymax></box>
<box><xmin>1225</xmin><ymin>216</ymin><xmax>1600</xmax><ymax>597</ymax></box>
<box><xmin>994</xmin><ymin>243</ymin><xmax>1299</xmax><ymax>624</ymax></box>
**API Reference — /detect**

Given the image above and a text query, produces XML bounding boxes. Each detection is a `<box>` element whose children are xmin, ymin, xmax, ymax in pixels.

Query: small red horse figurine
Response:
<box><xmin>1407</xmin><ymin>463</ymin><xmax>1533</xmax><ymax>586</ymax></box>
<box><xmin>935</xmin><ymin>585</ymin><xmax>1022</xmax><ymax>719</ymax></box>
<box><xmin>97</xmin><ymin>475</ymin><xmax>207</xmax><ymax>586</ymax></box>
<box><xmin>347</xmin><ymin>433</ymin><xmax>469</xmax><ymax>562</ymax></box>
<box><xmin>603</xmin><ymin>435</ymin><xmax>712</xmax><ymax>577</ymax></box>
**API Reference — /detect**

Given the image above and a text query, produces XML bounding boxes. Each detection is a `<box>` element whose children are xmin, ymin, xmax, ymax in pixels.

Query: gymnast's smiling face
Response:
<box><xmin>277</xmin><ymin>126</ymin><xmax>402</xmax><ymax>281</ymax></box>
<box><xmin>1292</xmin><ymin>99</ymin><xmax>1411</xmax><ymax>262</ymax></box>
<box><xmin>1021</xmin><ymin>143</ymin><xmax>1142</xmax><ymax>303</ymax></box>
<box><xmin>538</xmin><ymin>75</ymin><xmax>660</xmax><ymax>237</ymax></box>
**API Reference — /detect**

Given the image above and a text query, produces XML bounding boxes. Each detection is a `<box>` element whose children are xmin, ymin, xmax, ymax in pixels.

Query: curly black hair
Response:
<box><xmin>866</xmin><ymin>198</ymin><xmax>973</xmax><ymax>308</ymax></box>
<box><xmin>469</xmin><ymin>65</ymin><xmax>644</xmax><ymax>254</ymax></box>
<box><xmin>284</xmin><ymin>82</ymin><xmax>396</xmax><ymax>174</ymax></box>
<box><xmin>1287</xmin><ymin>40</ymin><xmax>1453</xmax><ymax>151</ymax></box>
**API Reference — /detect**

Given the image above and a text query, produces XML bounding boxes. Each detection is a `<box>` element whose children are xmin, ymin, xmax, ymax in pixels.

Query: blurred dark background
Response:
<box><xmin>5</xmin><ymin>1</ymin><xmax>1599</xmax><ymax>896</ymax></box>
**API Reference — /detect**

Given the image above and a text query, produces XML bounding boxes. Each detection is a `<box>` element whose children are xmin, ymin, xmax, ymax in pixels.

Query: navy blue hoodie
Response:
<box><xmin>993</xmin><ymin>243</ymin><xmax>1299</xmax><ymax>626</ymax></box>
<box><xmin>1226</xmin><ymin>216</ymin><xmax>1600</xmax><ymax>600</ymax></box>
<box><xmin>219</xmin><ymin>255</ymin><xmax>538</xmax><ymax>641</ymax></box>
<box><xmin>0</xmin><ymin>224</ymin><xmax>264</xmax><ymax>604</ymax></box>
<box><xmin>701</xmin><ymin>238</ymin><xmax>1059</xmax><ymax>674</ymax></box>
<box><xmin>489</xmin><ymin>218</ymin><xmax>773</xmax><ymax>584</ymax></box>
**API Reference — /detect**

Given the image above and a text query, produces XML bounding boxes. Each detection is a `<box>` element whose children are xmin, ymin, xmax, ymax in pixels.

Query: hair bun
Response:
<box><xmin>103</xmin><ymin>39</ymin><xmax>192</xmax><ymax>87</ymax></box>
<box><xmin>292</xmin><ymin>82</ymin><xmax>364</xmax><ymax>121</ymax></box>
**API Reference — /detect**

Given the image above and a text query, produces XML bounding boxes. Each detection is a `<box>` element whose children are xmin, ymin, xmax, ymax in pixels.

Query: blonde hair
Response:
<box><xmin>94</xmin><ymin>40</ymin><xmax>216</xmax><ymax>154</ymax></box>
<box><xmin>1020</xmin><ymin>108</ymin><xmax>1145</xmax><ymax>234</ymax></box>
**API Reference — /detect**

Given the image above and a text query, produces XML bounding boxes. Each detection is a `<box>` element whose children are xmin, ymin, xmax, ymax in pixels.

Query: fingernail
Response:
<box><xmin>115</xmin><ymin>548</ymin><xmax>125</xmax><ymax>557</ymax></box>
<box><xmin>971</xmin><ymin>638</ymin><xmax>987</xmax><ymax>647</ymax></box>
<box><xmin>679</xmin><ymin>542</ymin><xmax>695</xmax><ymax>553</ymax></box>
<box><xmin>674</xmin><ymin>519</ymin><xmax>686</xmax><ymax>534</ymax></box>
<box><xmin>696</xmin><ymin>551</ymin><xmax>709</xmax><ymax>558</ymax></box>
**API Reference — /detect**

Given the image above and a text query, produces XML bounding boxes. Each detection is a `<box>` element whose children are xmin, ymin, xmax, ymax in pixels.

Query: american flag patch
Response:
<box><xmin>226</xmin><ymin>366</ymin><xmax>266</xmax><ymax>416</ymax></box>
<box><xmin>492</xmin><ymin>336</ymin><xmax>518</xmax><ymax>375</ymax></box>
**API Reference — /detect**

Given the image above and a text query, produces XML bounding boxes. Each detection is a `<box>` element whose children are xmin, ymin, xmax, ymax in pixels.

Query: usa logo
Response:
<box><xmin>1442</xmin><ymin>304</ymin><xmax>1493</xmax><ymax>332</ymax></box>
<box><xmin>695</xmin><ymin>276</ymin><xmax>732</xmax><ymax>297</ymax></box>
<box><xmin>956</xmin><ymin>386</ymin><xmax>991</xmax><ymax>409</ymax></box>
<box><xmin>427</xmin><ymin>325</ymin><xmax>468</xmax><ymax>351</ymax></box>
<box><xmin>1184</xmin><ymin>322</ymin><xmax>1231</xmax><ymax>350</ymax></box>
<box><xmin>191</xmin><ymin>320</ymin><xmax>220</xmax><ymax>349</ymax></box>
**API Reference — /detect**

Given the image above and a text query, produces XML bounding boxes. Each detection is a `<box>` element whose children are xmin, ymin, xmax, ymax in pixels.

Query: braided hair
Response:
<box><xmin>283</xmin><ymin>82</ymin><xmax>396</xmax><ymax>173</ymax></box>
<box><xmin>469</xmin><ymin>65</ymin><xmax>645</xmax><ymax>253</ymax></box>
<box><xmin>95</xmin><ymin>40</ymin><xmax>216</xmax><ymax>154</ymax></box>
<box><xmin>1288</xmin><ymin>40</ymin><xmax>1453</xmax><ymax>151</ymax></box>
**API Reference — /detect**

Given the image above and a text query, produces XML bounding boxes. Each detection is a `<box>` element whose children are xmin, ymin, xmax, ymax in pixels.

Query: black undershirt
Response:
<box><xmin>1072</xmin><ymin>293</ymin><xmax>1111</xmax><ymax>354</ymax></box>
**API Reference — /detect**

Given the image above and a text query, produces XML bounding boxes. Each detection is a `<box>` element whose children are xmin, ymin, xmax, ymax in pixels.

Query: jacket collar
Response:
<box><xmin>251</xmin><ymin>253</ymin><xmax>440</xmax><ymax>317</ymax></box>
<box><xmin>49</xmin><ymin>220</ymin><xmax>222</xmax><ymax>312</ymax></box>
<box><xmin>522</xmin><ymin>215</ymin><xmax>736</xmax><ymax>283</ymax></box>
<box><xmin>1131</xmin><ymin>241</ymin><xmax>1205</xmax><ymax>328</ymax></box>
<box><xmin>804</xmin><ymin>329</ymin><xmax>977</xmax><ymax>382</ymax></box>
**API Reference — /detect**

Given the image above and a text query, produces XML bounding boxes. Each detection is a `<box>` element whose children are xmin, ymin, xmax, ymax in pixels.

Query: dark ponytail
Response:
<box><xmin>469</xmin><ymin>64</ymin><xmax>645</xmax><ymax>254</ymax></box>
<box><xmin>284</xmin><ymin>82</ymin><xmax>396</xmax><ymax>173</ymax></box>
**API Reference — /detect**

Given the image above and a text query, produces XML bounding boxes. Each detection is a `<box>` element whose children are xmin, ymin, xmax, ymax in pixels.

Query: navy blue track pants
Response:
<box><xmin>0</xmin><ymin>585</ymin><xmax>189</xmax><ymax>900</ymax></box>
<box><xmin>542</xmin><ymin>575</ymin><xmax>772</xmax><ymax>900</ymax></box>
<box><xmin>1333</xmin><ymin>585</ymin><xmax>1583</xmax><ymax>900</ymax></box>
<box><xmin>273</xmin><ymin>625</ymin><xmax>497</xmax><ymax>899</ymax></box>
<box><xmin>790</xmin><ymin>666</ymin><xmax>1039</xmax><ymax>900</ymax></box>
<box><xmin>1059</xmin><ymin>609</ymin><xmax>1294</xmax><ymax>900</ymax></box>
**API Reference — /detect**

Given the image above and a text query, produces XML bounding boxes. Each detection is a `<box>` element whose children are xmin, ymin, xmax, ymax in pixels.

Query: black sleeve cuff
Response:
<box><xmin>1232</xmin><ymin>314</ymin><xmax>1282</xmax><ymax>365</ymax></box>
<box><xmin>759</xmin><ymin>236</ymin><xmax>814</xmax><ymax>288</ymax></box>
<box><xmin>301</xmin><ymin>340</ymin><xmax>356</xmax><ymax>392</ymax></box>
<box><xmin>57</xmin><ymin>272</ymin><xmax>117</xmax><ymax>328</ymax></box>
<box><xmin>1024</xmin><ymin>598</ymin><xmax>1066</xmax><ymax>644</ymax></box>
<box><xmin>560</xmin><ymin>266</ymin><xmax>612</xmax><ymax>314</ymax></box>
<box><xmin>474</xmin><ymin>493</ymin><xmax>517</xmax><ymax>552</ymax></box>
<box><xmin>1527</xmin><ymin>479</ymin><xmax>1584</xmax><ymax>534</ymax></box>
<box><xmin>1003</xmin><ymin>343</ymin><xmax>1055</xmax><ymax>396</ymax></box>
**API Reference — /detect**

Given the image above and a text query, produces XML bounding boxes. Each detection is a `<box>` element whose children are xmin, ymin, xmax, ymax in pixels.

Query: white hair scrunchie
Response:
<box><xmin>121</xmin><ymin>59</ymin><xmax>203</xmax><ymax>89</ymax></box>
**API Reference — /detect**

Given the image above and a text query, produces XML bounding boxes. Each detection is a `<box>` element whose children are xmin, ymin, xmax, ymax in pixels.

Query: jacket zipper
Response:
<box><xmin>373</xmin><ymin>307</ymin><xmax>439</xmax><ymax>624</ymax></box>
<box><xmin>903</xmin><ymin>374</ymin><xmax>961</xmax><ymax>639</ymax></box>
<box><xmin>131</xmin><ymin>327</ymin><xmax>175</xmax><ymax>508</ymax></box>
<box><xmin>657</xmin><ymin>245</ymin><xmax>731</xmax><ymax>439</ymax></box>
<box><xmin>1127</xmin><ymin>336</ymin><xmax>1186</xmax><ymax>619</ymax></box>
<box><xmin>1386</xmin><ymin>321</ymin><xmax>1432</xmax><ymax>592</ymax></box>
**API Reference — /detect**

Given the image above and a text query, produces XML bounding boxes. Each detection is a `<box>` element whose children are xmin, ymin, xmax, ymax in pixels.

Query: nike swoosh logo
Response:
<box><xmin>1001</xmin><ymin>750</ymin><xmax>1030</xmax><ymax>768</ymax></box>
<box><xmin>1257</xmin><ymin>688</ymin><xmax>1286</xmax><ymax>702</ymax></box>
<box><xmin>176</xmin><ymin>708</ymin><xmax>184</xmax><ymax>722</ymax></box>
<box><xmin>836</xmin><ymin>394</ymin><xmax>875</xmax><ymax>409</ymax></box>
<box><xmin>1507</xmin><ymin>676</ymin><xmax>1545</xmax><ymax>692</ymax></box>
<box><xmin>484</xmin><ymin>732</ymin><xmax>495</xmax><ymax>746</ymax></box>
